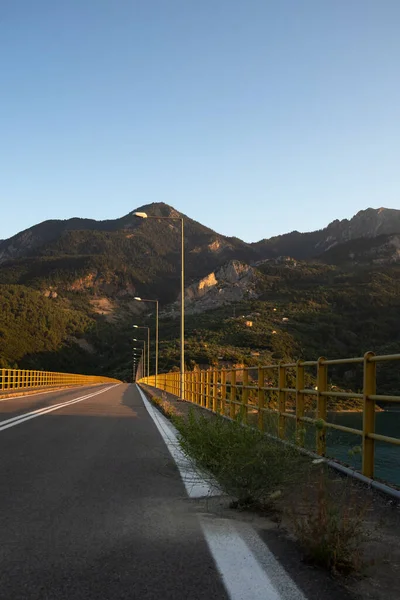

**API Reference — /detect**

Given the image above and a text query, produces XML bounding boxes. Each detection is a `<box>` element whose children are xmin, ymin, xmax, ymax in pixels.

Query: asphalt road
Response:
<box><xmin>0</xmin><ymin>384</ymin><xmax>228</xmax><ymax>600</ymax></box>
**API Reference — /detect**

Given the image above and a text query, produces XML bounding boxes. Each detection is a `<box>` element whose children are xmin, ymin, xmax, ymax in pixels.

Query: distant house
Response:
<box><xmin>245</xmin><ymin>321</ymin><xmax>253</xmax><ymax>327</ymax></box>
<box><xmin>282</xmin><ymin>317</ymin><xmax>289</xmax><ymax>322</ymax></box>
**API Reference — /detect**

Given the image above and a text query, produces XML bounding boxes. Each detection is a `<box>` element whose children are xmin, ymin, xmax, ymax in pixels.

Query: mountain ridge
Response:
<box><xmin>2</xmin><ymin>204</ymin><xmax>400</xmax><ymax>265</ymax></box>
<box><xmin>1</xmin><ymin>203</ymin><xmax>400</xmax><ymax>385</ymax></box>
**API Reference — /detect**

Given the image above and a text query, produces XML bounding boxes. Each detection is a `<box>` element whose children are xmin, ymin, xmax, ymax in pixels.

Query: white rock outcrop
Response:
<box><xmin>181</xmin><ymin>260</ymin><xmax>258</xmax><ymax>314</ymax></box>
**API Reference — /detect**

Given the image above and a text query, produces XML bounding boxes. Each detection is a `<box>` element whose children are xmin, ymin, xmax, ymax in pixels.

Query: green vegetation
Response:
<box><xmin>2</xmin><ymin>257</ymin><xmax>400</xmax><ymax>394</ymax></box>
<box><xmin>0</xmin><ymin>285</ymin><xmax>92</xmax><ymax>368</ymax></box>
<box><xmin>153</xmin><ymin>260</ymin><xmax>400</xmax><ymax>394</ymax></box>
<box><xmin>1</xmin><ymin>204</ymin><xmax>400</xmax><ymax>396</ymax></box>
<box><xmin>291</xmin><ymin>466</ymin><xmax>367</xmax><ymax>574</ymax></box>
<box><xmin>145</xmin><ymin>390</ymin><xmax>369</xmax><ymax>575</ymax></box>
<box><xmin>176</xmin><ymin>409</ymin><xmax>305</xmax><ymax>508</ymax></box>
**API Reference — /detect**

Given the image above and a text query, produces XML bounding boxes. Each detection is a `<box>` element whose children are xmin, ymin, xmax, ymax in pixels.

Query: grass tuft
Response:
<box><xmin>290</xmin><ymin>465</ymin><xmax>368</xmax><ymax>574</ymax></box>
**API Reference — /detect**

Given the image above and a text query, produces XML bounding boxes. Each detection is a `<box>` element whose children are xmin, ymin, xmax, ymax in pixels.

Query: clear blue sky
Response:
<box><xmin>1</xmin><ymin>1</ymin><xmax>399</xmax><ymax>242</ymax></box>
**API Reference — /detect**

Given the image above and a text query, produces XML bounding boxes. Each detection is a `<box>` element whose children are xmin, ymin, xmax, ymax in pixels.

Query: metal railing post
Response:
<box><xmin>242</xmin><ymin>369</ymin><xmax>249</xmax><ymax>423</ymax></box>
<box><xmin>220</xmin><ymin>369</ymin><xmax>226</xmax><ymax>416</ymax></box>
<box><xmin>362</xmin><ymin>351</ymin><xmax>376</xmax><ymax>478</ymax></box>
<box><xmin>212</xmin><ymin>370</ymin><xmax>218</xmax><ymax>413</ymax></box>
<box><xmin>193</xmin><ymin>370</ymin><xmax>198</xmax><ymax>404</ymax></box>
<box><xmin>230</xmin><ymin>370</ymin><xmax>236</xmax><ymax>419</ymax></box>
<box><xmin>258</xmin><ymin>367</ymin><xmax>264</xmax><ymax>431</ymax></box>
<box><xmin>278</xmin><ymin>365</ymin><xmax>286</xmax><ymax>439</ymax></box>
<box><xmin>187</xmin><ymin>371</ymin><xmax>192</xmax><ymax>403</ymax></box>
<box><xmin>206</xmin><ymin>370</ymin><xmax>211</xmax><ymax>409</ymax></box>
<box><xmin>296</xmin><ymin>360</ymin><xmax>305</xmax><ymax>446</ymax></box>
<box><xmin>200</xmin><ymin>370</ymin><xmax>205</xmax><ymax>407</ymax></box>
<box><xmin>316</xmin><ymin>357</ymin><xmax>328</xmax><ymax>456</ymax></box>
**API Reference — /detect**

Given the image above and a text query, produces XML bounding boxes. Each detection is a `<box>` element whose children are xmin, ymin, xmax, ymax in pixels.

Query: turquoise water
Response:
<box><xmin>238</xmin><ymin>405</ymin><xmax>400</xmax><ymax>487</ymax></box>
<box><xmin>324</xmin><ymin>410</ymin><xmax>400</xmax><ymax>487</ymax></box>
<box><xmin>256</xmin><ymin>409</ymin><xmax>400</xmax><ymax>487</ymax></box>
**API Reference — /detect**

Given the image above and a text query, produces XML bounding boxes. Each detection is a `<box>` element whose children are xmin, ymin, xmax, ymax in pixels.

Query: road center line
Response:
<box><xmin>0</xmin><ymin>385</ymin><xmax>118</xmax><ymax>433</ymax></box>
<box><xmin>0</xmin><ymin>388</ymin><xmax>113</xmax><ymax>427</ymax></box>
<box><xmin>0</xmin><ymin>386</ymin><xmax>96</xmax><ymax>403</ymax></box>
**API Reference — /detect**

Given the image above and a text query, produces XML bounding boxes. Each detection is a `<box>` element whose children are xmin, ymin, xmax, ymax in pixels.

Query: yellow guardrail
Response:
<box><xmin>0</xmin><ymin>369</ymin><xmax>120</xmax><ymax>392</ymax></box>
<box><xmin>140</xmin><ymin>351</ymin><xmax>400</xmax><ymax>481</ymax></box>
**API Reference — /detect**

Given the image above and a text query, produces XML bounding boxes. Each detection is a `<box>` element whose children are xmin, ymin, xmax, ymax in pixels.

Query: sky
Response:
<box><xmin>1</xmin><ymin>1</ymin><xmax>399</xmax><ymax>242</ymax></box>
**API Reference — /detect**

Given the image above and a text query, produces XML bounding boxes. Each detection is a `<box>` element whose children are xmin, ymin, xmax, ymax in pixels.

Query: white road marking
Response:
<box><xmin>0</xmin><ymin>387</ymin><xmax>114</xmax><ymax>427</ymax></box>
<box><xmin>200</xmin><ymin>517</ymin><xmax>306</xmax><ymax>600</ymax></box>
<box><xmin>137</xmin><ymin>384</ymin><xmax>307</xmax><ymax>600</ymax></box>
<box><xmin>137</xmin><ymin>385</ymin><xmax>221</xmax><ymax>498</ymax></box>
<box><xmin>0</xmin><ymin>385</ymin><xmax>118</xmax><ymax>433</ymax></box>
<box><xmin>0</xmin><ymin>386</ymin><xmax>93</xmax><ymax>402</ymax></box>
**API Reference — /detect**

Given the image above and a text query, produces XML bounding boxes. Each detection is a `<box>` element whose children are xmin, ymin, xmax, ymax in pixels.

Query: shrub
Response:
<box><xmin>291</xmin><ymin>465</ymin><xmax>368</xmax><ymax>574</ymax></box>
<box><xmin>149</xmin><ymin>394</ymin><xmax>182</xmax><ymax>421</ymax></box>
<box><xmin>176</xmin><ymin>409</ymin><xmax>306</xmax><ymax>508</ymax></box>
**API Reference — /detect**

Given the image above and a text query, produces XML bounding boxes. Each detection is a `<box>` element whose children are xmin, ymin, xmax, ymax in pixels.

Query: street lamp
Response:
<box><xmin>133</xmin><ymin>341</ymin><xmax>146</xmax><ymax>380</ymax></box>
<box><xmin>132</xmin><ymin>346</ymin><xmax>145</xmax><ymax>381</ymax></box>
<box><xmin>134</xmin><ymin>297</ymin><xmax>159</xmax><ymax>388</ymax></box>
<box><xmin>133</xmin><ymin>325</ymin><xmax>150</xmax><ymax>384</ymax></box>
<box><xmin>134</xmin><ymin>211</ymin><xmax>185</xmax><ymax>400</ymax></box>
<box><xmin>132</xmin><ymin>358</ymin><xmax>137</xmax><ymax>382</ymax></box>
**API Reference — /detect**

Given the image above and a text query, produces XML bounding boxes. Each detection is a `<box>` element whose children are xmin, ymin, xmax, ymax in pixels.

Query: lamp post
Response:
<box><xmin>132</xmin><ymin>359</ymin><xmax>137</xmax><ymax>382</ymax></box>
<box><xmin>133</xmin><ymin>342</ymin><xmax>145</xmax><ymax>380</ymax></box>
<box><xmin>133</xmin><ymin>325</ymin><xmax>150</xmax><ymax>384</ymax></box>
<box><xmin>137</xmin><ymin>349</ymin><xmax>144</xmax><ymax>380</ymax></box>
<box><xmin>133</xmin><ymin>297</ymin><xmax>159</xmax><ymax>388</ymax></box>
<box><xmin>133</xmin><ymin>340</ymin><xmax>146</xmax><ymax>380</ymax></box>
<box><xmin>134</xmin><ymin>212</ymin><xmax>185</xmax><ymax>400</ymax></box>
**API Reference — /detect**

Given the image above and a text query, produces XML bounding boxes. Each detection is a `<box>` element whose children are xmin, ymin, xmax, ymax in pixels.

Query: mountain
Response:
<box><xmin>252</xmin><ymin>208</ymin><xmax>400</xmax><ymax>260</ymax></box>
<box><xmin>0</xmin><ymin>202</ymin><xmax>255</xmax><ymax>265</ymax></box>
<box><xmin>1</xmin><ymin>204</ymin><xmax>400</xmax><ymax>388</ymax></box>
<box><xmin>320</xmin><ymin>233</ymin><xmax>400</xmax><ymax>265</ymax></box>
<box><xmin>2</xmin><ymin>204</ymin><xmax>400</xmax><ymax>275</ymax></box>
<box><xmin>0</xmin><ymin>203</ymin><xmax>257</xmax><ymax>305</ymax></box>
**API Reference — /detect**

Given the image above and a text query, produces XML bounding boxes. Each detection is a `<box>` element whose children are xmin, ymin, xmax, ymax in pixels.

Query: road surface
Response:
<box><xmin>0</xmin><ymin>384</ymin><xmax>350</xmax><ymax>600</ymax></box>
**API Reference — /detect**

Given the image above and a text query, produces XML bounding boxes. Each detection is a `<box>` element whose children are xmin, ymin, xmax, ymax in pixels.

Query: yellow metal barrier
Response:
<box><xmin>0</xmin><ymin>369</ymin><xmax>120</xmax><ymax>392</ymax></box>
<box><xmin>140</xmin><ymin>352</ymin><xmax>400</xmax><ymax>480</ymax></box>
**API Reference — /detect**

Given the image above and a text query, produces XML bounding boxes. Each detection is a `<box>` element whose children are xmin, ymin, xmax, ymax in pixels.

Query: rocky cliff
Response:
<box><xmin>182</xmin><ymin>260</ymin><xmax>258</xmax><ymax>314</ymax></box>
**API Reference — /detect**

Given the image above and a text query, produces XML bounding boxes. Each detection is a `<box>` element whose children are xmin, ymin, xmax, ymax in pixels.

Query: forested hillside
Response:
<box><xmin>1</xmin><ymin>204</ymin><xmax>400</xmax><ymax>393</ymax></box>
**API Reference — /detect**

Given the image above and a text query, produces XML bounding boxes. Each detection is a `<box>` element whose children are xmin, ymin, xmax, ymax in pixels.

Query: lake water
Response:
<box><xmin>324</xmin><ymin>410</ymin><xmax>400</xmax><ymax>487</ymax></box>
<box><xmin>252</xmin><ymin>409</ymin><xmax>400</xmax><ymax>487</ymax></box>
<box><xmin>241</xmin><ymin>405</ymin><xmax>400</xmax><ymax>487</ymax></box>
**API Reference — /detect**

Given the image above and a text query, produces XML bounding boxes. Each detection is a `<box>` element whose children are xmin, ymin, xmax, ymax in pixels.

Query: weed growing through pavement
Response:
<box><xmin>290</xmin><ymin>460</ymin><xmax>369</xmax><ymax>574</ymax></box>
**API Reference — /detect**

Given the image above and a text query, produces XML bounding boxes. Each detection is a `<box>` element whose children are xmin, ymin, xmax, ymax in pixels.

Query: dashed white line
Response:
<box><xmin>200</xmin><ymin>517</ymin><xmax>306</xmax><ymax>600</ymax></box>
<box><xmin>0</xmin><ymin>385</ymin><xmax>118</xmax><ymax>433</ymax></box>
<box><xmin>0</xmin><ymin>387</ymin><xmax>80</xmax><ymax>402</ymax></box>
<box><xmin>200</xmin><ymin>516</ymin><xmax>283</xmax><ymax>600</ymax></box>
